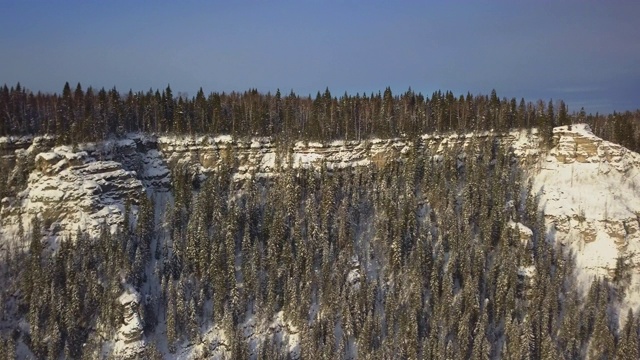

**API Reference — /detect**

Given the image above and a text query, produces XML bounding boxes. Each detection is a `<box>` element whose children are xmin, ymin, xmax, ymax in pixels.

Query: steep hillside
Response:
<box><xmin>0</xmin><ymin>125</ymin><xmax>639</xmax><ymax>359</ymax></box>
<box><xmin>532</xmin><ymin>124</ymin><xmax>640</xmax><ymax>308</ymax></box>
<box><xmin>1</xmin><ymin>129</ymin><xmax>537</xmax><ymax>241</ymax></box>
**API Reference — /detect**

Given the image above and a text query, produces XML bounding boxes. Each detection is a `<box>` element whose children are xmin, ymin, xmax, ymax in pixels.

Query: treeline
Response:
<box><xmin>589</xmin><ymin>111</ymin><xmax>640</xmax><ymax>154</ymax></box>
<box><xmin>1</xmin><ymin>139</ymin><xmax>638</xmax><ymax>358</ymax></box>
<box><xmin>2</xmin><ymin>82</ymin><xmax>638</xmax><ymax>151</ymax></box>
<box><xmin>0</xmin><ymin>82</ymin><xmax>595</xmax><ymax>142</ymax></box>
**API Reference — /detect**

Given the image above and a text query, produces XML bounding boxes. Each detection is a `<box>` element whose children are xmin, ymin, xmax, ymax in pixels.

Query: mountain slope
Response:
<box><xmin>531</xmin><ymin>124</ymin><xmax>640</xmax><ymax>306</ymax></box>
<box><xmin>1</xmin><ymin>124</ymin><xmax>639</xmax><ymax>358</ymax></box>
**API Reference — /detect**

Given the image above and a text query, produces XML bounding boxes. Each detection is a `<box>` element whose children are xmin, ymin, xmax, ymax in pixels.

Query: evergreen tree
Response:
<box><xmin>616</xmin><ymin>309</ymin><xmax>640</xmax><ymax>360</ymax></box>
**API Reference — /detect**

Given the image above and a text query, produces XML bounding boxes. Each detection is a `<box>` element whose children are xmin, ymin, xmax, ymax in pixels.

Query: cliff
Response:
<box><xmin>2</xmin><ymin>124</ymin><xmax>640</xmax><ymax>357</ymax></box>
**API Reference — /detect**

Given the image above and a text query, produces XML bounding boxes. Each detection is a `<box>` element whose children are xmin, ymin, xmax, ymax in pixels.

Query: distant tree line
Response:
<box><xmin>3</xmin><ymin>82</ymin><xmax>637</xmax><ymax>148</ymax></box>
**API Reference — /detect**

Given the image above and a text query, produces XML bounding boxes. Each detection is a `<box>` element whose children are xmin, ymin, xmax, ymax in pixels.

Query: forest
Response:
<box><xmin>0</xmin><ymin>82</ymin><xmax>639</xmax><ymax>151</ymax></box>
<box><xmin>0</xmin><ymin>83</ymin><xmax>639</xmax><ymax>359</ymax></box>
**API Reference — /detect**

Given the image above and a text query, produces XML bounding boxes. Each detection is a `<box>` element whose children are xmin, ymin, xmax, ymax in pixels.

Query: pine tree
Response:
<box><xmin>166</xmin><ymin>280</ymin><xmax>178</xmax><ymax>353</ymax></box>
<box><xmin>616</xmin><ymin>309</ymin><xmax>640</xmax><ymax>360</ymax></box>
<box><xmin>540</xmin><ymin>332</ymin><xmax>559</xmax><ymax>360</ymax></box>
<box><xmin>557</xmin><ymin>100</ymin><xmax>570</xmax><ymax>127</ymax></box>
<box><xmin>588</xmin><ymin>302</ymin><xmax>616</xmax><ymax>360</ymax></box>
<box><xmin>471</xmin><ymin>310</ymin><xmax>490</xmax><ymax>360</ymax></box>
<box><xmin>48</xmin><ymin>321</ymin><xmax>62</xmax><ymax>359</ymax></box>
<box><xmin>5</xmin><ymin>337</ymin><xmax>15</xmax><ymax>360</ymax></box>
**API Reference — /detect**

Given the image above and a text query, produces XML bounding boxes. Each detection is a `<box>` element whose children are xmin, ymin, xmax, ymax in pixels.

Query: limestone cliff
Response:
<box><xmin>533</xmin><ymin>124</ymin><xmax>640</xmax><ymax>288</ymax></box>
<box><xmin>2</xmin><ymin>124</ymin><xmax>640</xmax><ymax>356</ymax></box>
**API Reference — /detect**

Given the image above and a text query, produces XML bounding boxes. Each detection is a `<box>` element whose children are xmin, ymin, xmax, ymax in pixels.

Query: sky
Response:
<box><xmin>0</xmin><ymin>1</ymin><xmax>639</xmax><ymax>114</ymax></box>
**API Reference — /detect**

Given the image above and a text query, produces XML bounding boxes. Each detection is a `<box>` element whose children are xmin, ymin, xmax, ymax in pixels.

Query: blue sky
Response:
<box><xmin>1</xmin><ymin>1</ymin><xmax>638</xmax><ymax>114</ymax></box>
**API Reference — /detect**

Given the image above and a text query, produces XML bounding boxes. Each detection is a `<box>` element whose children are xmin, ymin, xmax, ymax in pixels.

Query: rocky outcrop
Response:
<box><xmin>550</xmin><ymin>124</ymin><xmax>637</xmax><ymax>171</ymax></box>
<box><xmin>533</xmin><ymin>124</ymin><xmax>640</xmax><ymax>278</ymax></box>
<box><xmin>0</xmin><ymin>135</ymin><xmax>35</xmax><ymax>157</ymax></box>
<box><xmin>0</xmin><ymin>125</ymin><xmax>637</xmax><ymax>284</ymax></box>
<box><xmin>3</xmin><ymin>124</ymin><xmax>640</xmax><ymax>356</ymax></box>
<box><xmin>153</xmin><ymin>129</ymin><xmax>541</xmax><ymax>180</ymax></box>
<box><xmin>1</xmin><ymin>144</ymin><xmax>144</xmax><ymax>239</ymax></box>
<box><xmin>0</xmin><ymin>135</ymin><xmax>55</xmax><ymax>167</ymax></box>
<box><xmin>113</xmin><ymin>290</ymin><xmax>146</xmax><ymax>359</ymax></box>
<box><xmin>509</xmin><ymin>221</ymin><xmax>534</xmax><ymax>247</ymax></box>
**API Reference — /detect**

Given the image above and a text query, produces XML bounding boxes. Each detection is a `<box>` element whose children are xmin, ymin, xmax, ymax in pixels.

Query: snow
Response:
<box><xmin>517</xmin><ymin>124</ymin><xmax>640</xmax><ymax>307</ymax></box>
<box><xmin>1</xmin><ymin>144</ymin><xmax>144</xmax><ymax>241</ymax></box>
<box><xmin>116</xmin><ymin>138</ymin><xmax>136</xmax><ymax>149</ymax></box>
<box><xmin>554</xmin><ymin>123</ymin><xmax>594</xmax><ymax>138</ymax></box>
<box><xmin>35</xmin><ymin>151</ymin><xmax>60</xmax><ymax>162</ymax></box>
<box><xmin>538</xmin><ymin>164</ymin><xmax>601</xmax><ymax>218</ymax></box>
<box><xmin>4</xmin><ymin>124</ymin><xmax>640</xmax><ymax>355</ymax></box>
<box><xmin>292</xmin><ymin>152</ymin><xmax>324</xmax><ymax>168</ymax></box>
<box><xmin>577</xmin><ymin>231</ymin><xmax>620</xmax><ymax>271</ymax></box>
<box><xmin>214</xmin><ymin>134</ymin><xmax>233</xmax><ymax>144</ymax></box>
<box><xmin>518</xmin><ymin>265</ymin><xmax>536</xmax><ymax>278</ymax></box>
<box><xmin>118</xmin><ymin>290</ymin><xmax>140</xmax><ymax>306</ymax></box>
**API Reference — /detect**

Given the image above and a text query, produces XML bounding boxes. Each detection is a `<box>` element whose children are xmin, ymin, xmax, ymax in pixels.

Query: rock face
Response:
<box><xmin>1</xmin><ymin>144</ymin><xmax>144</xmax><ymax>239</ymax></box>
<box><xmin>153</xmin><ymin>129</ymin><xmax>541</xmax><ymax>181</ymax></box>
<box><xmin>113</xmin><ymin>290</ymin><xmax>146</xmax><ymax>359</ymax></box>
<box><xmin>1</xmin><ymin>127</ymin><xmax>637</xmax><ymax>272</ymax></box>
<box><xmin>2</xmin><ymin>126</ymin><xmax>635</xmax><ymax>281</ymax></box>
<box><xmin>532</xmin><ymin>124</ymin><xmax>640</xmax><ymax>282</ymax></box>
<box><xmin>2</xmin><ymin>124</ymin><xmax>640</xmax><ymax>356</ymax></box>
<box><xmin>2</xmin><ymin>124</ymin><xmax>640</xmax><ymax>336</ymax></box>
<box><xmin>153</xmin><ymin>135</ymin><xmax>413</xmax><ymax>178</ymax></box>
<box><xmin>129</xmin><ymin>127</ymin><xmax>640</xmax><ymax>292</ymax></box>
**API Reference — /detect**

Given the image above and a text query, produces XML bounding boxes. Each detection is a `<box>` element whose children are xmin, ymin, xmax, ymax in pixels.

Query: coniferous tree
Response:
<box><xmin>617</xmin><ymin>309</ymin><xmax>640</xmax><ymax>360</ymax></box>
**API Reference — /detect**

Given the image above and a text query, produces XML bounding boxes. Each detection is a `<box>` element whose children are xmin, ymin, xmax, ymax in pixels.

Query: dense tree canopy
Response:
<box><xmin>1</xmin><ymin>82</ymin><xmax>638</xmax><ymax>151</ymax></box>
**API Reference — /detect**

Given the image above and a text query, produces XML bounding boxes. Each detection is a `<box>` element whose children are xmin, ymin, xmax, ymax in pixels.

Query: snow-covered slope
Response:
<box><xmin>530</xmin><ymin>125</ymin><xmax>640</xmax><ymax>291</ymax></box>
<box><xmin>1</xmin><ymin>143</ymin><xmax>144</xmax><ymax>241</ymax></box>
<box><xmin>2</xmin><ymin>126</ymin><xmax>636</xmax><ymax>276</ymax></box>
<box><xmin>2</xmin><ymin>124</ymin><xmax>640</xmax><ymax>357</ymax></box>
